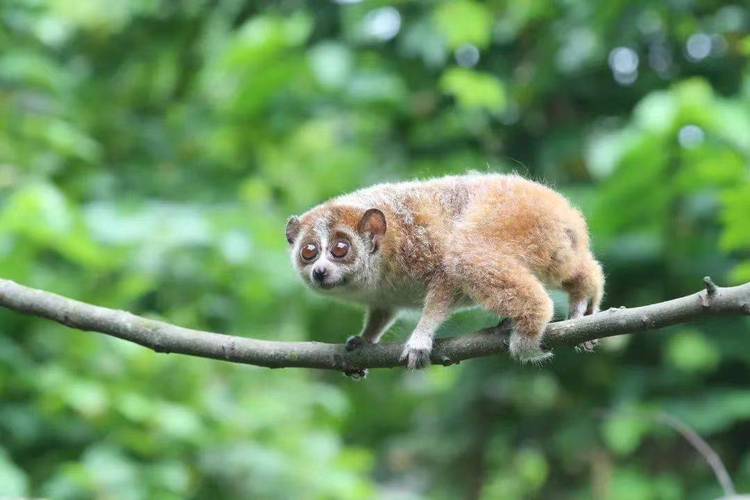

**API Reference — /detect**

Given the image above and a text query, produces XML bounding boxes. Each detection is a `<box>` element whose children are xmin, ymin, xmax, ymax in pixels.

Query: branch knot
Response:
<box><xmin>702</xmin><ymin>276</ymin><xmax>718</xmax><ymax>308</ymax></box>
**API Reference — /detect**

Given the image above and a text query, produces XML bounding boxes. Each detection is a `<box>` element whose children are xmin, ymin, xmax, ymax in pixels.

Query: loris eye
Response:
<box><xmin>300</xmin><ymin>244</ymin><xmax>319</xmax><ymax>262</ymax></box>
<box><xmin>331</xmin><ymin>240</ymin><xmax>350</xmax><ymax>259</ymax></box>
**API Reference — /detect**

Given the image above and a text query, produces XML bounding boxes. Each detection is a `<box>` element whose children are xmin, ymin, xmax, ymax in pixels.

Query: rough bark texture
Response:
<box><xmin>0</xmin><ymin>277</ymin><xmax>748</xmax><ymax>371</ymax></box>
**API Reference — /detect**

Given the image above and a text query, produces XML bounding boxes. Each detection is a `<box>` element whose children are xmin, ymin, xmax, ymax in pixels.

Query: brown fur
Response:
<box><xmin>287</xmin><ymin>173</ymin><xmax>605</xmax><ymax>368</ymax></box>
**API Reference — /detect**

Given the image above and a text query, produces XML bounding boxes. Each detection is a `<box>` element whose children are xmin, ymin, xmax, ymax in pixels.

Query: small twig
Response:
<box><xmin>658</xmin><ymin>413</ymin><xmax>735</xmax><ymax>497</ymax></box>
<box><xmin>604</xmin><ymin>411</ymin><xmax>736</xmax><ymax>497</ymax></box>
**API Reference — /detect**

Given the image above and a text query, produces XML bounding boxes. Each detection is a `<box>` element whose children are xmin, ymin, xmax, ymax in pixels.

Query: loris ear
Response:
<box><xmin>286</xmin><ymin>216</ymin><xmax>301</xmax><ymax>245</ymax></box>
<box><xmin>357</xmin><ymin>208</ymin><xmax>386</xmax><ymax>252</ymax></box>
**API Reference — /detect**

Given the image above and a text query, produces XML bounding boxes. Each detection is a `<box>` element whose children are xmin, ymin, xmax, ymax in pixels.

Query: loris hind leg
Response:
<box><xmin>450</xmin><ymin>254</ymin><xmax>554</xmax><ymax>364</ymax></box>
<box><xmin>563</xmin><ymin>255</ymin><xmax>605</xmax><ymax>353</ymax></box>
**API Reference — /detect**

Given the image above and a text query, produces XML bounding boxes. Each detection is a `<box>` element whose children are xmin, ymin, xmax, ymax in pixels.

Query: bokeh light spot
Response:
<box><xmin>362</xmin><ymin>7</ymin><xmax>401</xmax><ymax>42</ymax></box>
<box><xmin>678</xmin><ymin>124</ymin><xmax>705</xmax><ymax>149</ymax></box>
<box><xmin>455</xmin><ymin>43</ymin><xmax>480</xmax><ymax>67</ymax></box>
<box><xmin>609</xmin><ymin>47</ymin><xmax>639</xmax><ymax>86</ymax></box>
<box><xmin>686</xmin><ymin>33</ymin><xmax>711</xmax><ymax>61</ymax></box>
<box><xmin>609</xmin><ymin>47</ymin><xmax>639</xmax><ymax>74</ymax></box>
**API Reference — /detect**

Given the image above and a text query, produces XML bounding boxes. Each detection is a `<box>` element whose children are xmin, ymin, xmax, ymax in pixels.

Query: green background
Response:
<box><xmin>1</xmin><ymin>0</ymin><xmax>749</xmax><ymax>498</ymax></box>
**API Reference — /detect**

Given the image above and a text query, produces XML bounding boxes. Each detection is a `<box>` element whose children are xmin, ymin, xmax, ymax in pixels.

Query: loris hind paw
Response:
<box><xmin>399</xmin><ymin>344</ymin><xmax>432</xmax><ymax>370</ymax></box>
<box><xmin>508</xmin><ymin>333</ymin><xmax>553</xmax><ymax>365</ymax></box>
<box><xmin>400</xmin><ymin>348</ymin><xmax>431</xmax><ymax>370</ymax></box>
<box><xmin>575</xmin><ymin>339</ymin><xmax>599</xmax><ymax>353</ymax></box>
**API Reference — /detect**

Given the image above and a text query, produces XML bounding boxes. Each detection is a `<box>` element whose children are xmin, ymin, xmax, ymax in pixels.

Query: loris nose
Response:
<box><xmin>312</xmin><ymin>267</ymin><xmax>328</xmax><ymax>282</ymax></box>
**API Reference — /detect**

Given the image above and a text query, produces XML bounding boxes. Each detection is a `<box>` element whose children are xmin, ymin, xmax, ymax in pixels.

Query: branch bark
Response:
<box><xmin>0</xmin><ymin>278</ymin><xmax>748</xmax><ymax>371</ymax></box>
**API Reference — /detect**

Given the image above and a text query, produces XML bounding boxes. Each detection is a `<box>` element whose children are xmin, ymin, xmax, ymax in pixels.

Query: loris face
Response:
<box><xmin>286</xmin><ymin>205</ymin><xmax>386</xmax><ymax>294</ymax></box>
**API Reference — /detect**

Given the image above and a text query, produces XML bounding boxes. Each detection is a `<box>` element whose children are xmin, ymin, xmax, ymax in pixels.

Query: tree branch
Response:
<box><xmin>0</xmin><ymin>278</ymin><xmax>748</xmax><ymax>371</ymax></box>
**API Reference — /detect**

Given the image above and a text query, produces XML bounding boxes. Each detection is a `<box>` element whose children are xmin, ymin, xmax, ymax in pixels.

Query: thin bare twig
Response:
<box><xmin>604</xmin><ymin>411</ymin><xmax>736</xmax><ymax>497</ymax></box>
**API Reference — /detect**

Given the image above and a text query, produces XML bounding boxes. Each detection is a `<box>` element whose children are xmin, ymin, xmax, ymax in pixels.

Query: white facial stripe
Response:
<box><xmin>314</xmin><ymin>216</ymin><xmax>331</xmax><ymax>257</ymax></box>
<box><xmin>313</xmin><ymin>215</ymin><xmax>329</xmax><ymax>240</ymax></box>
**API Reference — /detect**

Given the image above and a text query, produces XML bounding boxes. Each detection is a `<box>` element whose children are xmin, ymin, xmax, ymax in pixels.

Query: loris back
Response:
<box><xmin>286</xmin><ymin>173</ymin><xmax>604</xmax><ymax>370</ymax></box>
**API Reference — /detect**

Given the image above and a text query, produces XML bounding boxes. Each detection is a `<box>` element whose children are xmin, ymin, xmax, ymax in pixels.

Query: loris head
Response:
<box><xmin>285</xmin><ymin>205</ymin><xmax>387</xmax><ymax>293</ymax></box>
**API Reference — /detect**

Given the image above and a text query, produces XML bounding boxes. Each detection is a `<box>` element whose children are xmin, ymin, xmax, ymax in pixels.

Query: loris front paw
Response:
<box><xmin>399</xmin><ymin>337</ymin><xmax>432</xmax><ymax>370</ymax></box>
<box><xmin>345</xmin><ymin>335</ymin><xmax>370</xmax><ymax>352</ymax></box>
<box><xmin>343</xmin><ymin>368</ymin><xmax>368</xmax><ymax>381</ymax></box>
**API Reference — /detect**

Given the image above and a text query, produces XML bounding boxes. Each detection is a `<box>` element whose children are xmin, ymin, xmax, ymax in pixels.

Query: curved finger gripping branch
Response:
<box><xmin>0</xmin><ymin>277</ymin><xmax>748</xmax><ymax>371</ymax></box>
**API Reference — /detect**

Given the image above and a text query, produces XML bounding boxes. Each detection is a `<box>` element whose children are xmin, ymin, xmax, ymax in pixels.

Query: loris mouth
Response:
<box><xmin>315</xmin><ymin>277</ymin><xmax>347</xmax><ymax>291</ymax></box>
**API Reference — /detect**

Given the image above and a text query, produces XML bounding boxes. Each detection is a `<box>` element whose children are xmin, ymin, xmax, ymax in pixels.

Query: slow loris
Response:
<box><xmin>286</xmin><ymin>174</ymin><xmax>604</xmax><ymax>370</ymax></box>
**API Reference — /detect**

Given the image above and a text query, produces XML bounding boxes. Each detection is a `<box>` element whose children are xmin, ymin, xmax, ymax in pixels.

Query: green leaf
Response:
<box><xmin>721</xmin><ymin>184</ymin><xmax>750</xmax><ymax>252</ymax></box>
<box><xmin>515</xmin><ymin>448</ymin><xmax>549</xmax><ymax>491</ymax></box>
<box><xmin>665</xmin><ymin>330</ymin><xmax>719</xmax><ymax>373</ymax></box>
<box><xmin>602</xmin><ymin>415</ymin><xmax>648</xmax><ymax>455</ymax></box>
<box><xmin>440</xmin><ymin>68</ymin><xmax>506</xmax><ymax>111</ymax></box>
<box><xmin>0</xmin><ymin>448</ymin><xmax>28</xmax><ymax>496</ymax></box>
<box><xmin>434</xmin><ymin>1</ymin><xmax>493</xmax><ymax>49</ymax></box>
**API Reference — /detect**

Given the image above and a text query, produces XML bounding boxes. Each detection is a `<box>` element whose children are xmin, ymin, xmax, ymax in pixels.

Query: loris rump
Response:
<box><xmin>286</xmin><ymin>174</ymin><xmax>604</xmax><ymax>370</ymax></box>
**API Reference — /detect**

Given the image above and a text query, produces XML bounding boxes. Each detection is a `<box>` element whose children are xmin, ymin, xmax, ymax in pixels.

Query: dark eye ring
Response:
<box><xmin>300</xmin><ymin>243</ymin><xmax>319</xmax><ymax>262</ymax></box>
<box><xmin>331</xmin><ymin>239</ymin><xmax>350</xmax><ymax>259</ymax></box>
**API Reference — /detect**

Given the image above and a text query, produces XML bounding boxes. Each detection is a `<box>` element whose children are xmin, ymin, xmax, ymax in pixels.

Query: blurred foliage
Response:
<box><xmin>0</xmin><ymin>0</ymin><xmax>749</xmax><ymax>499</ymax></box>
